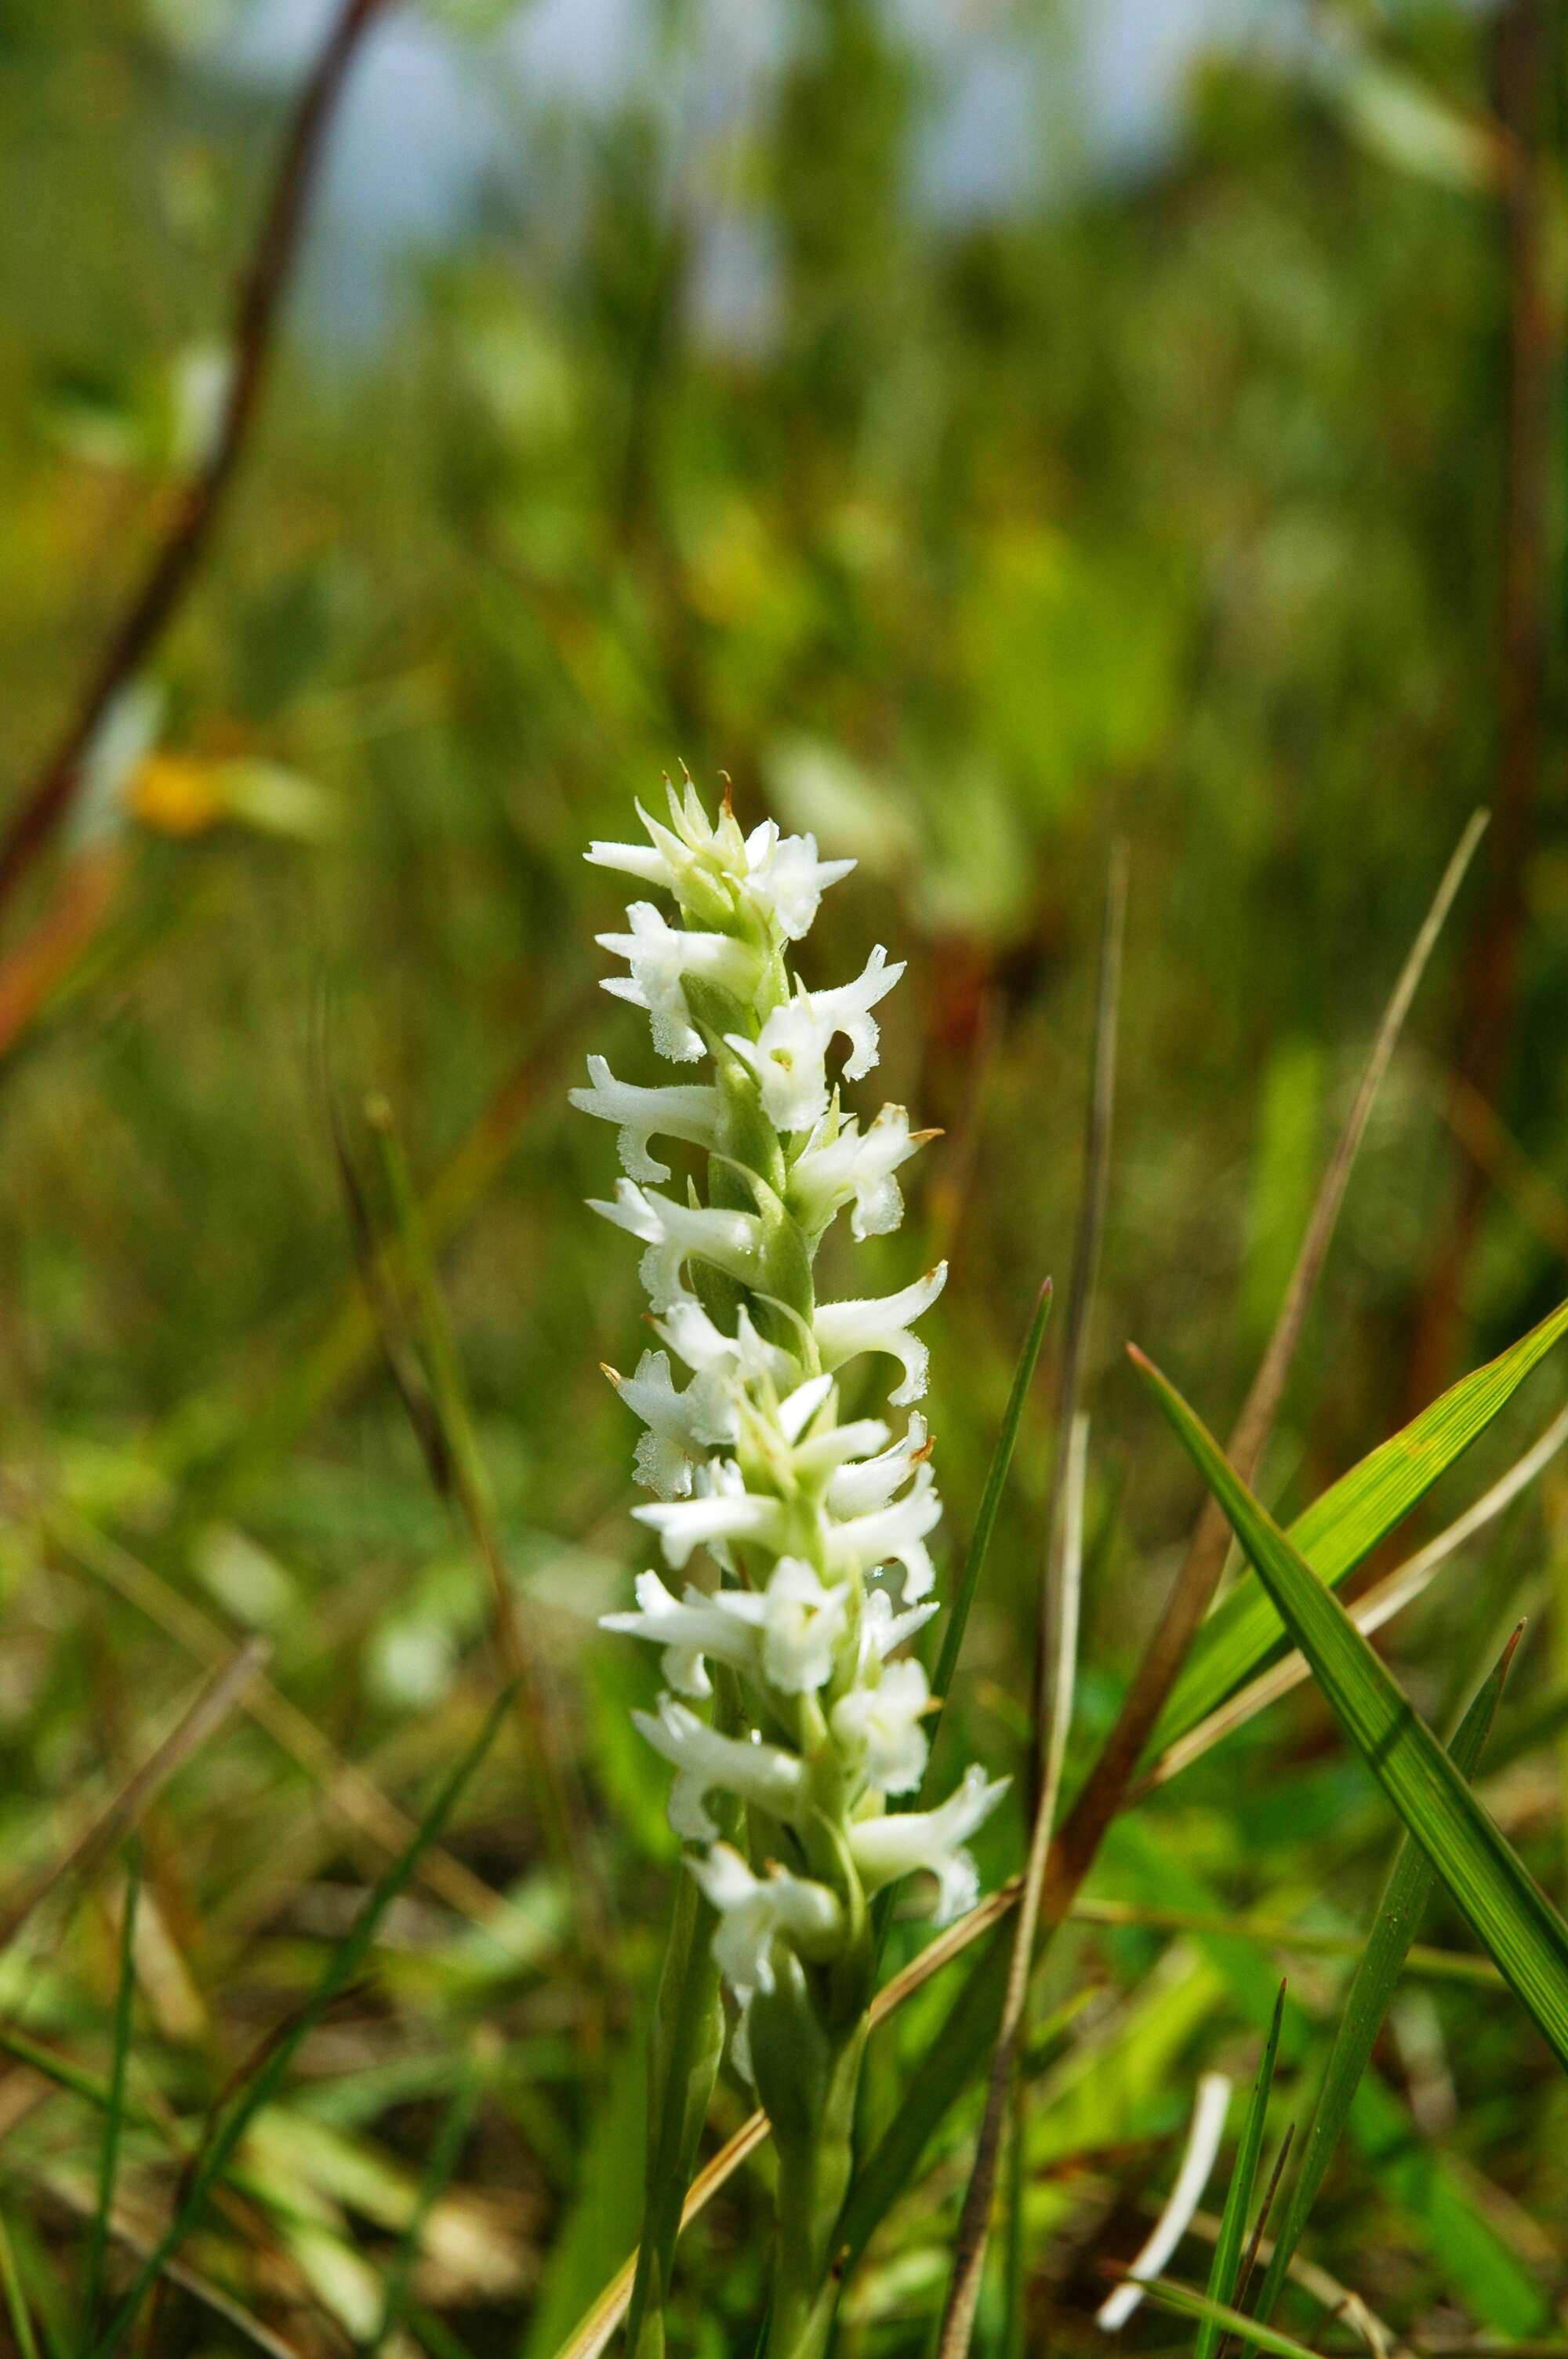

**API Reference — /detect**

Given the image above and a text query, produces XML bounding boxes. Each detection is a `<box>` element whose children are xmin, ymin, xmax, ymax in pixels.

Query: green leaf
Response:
<box><xmin>1195</xmin><ymin>1983</ymin><xmax>1284</xmax><ymax>2359</ymax></box>
<box><xmin>1131</xmin><ymin>2274</ymin><xmax>1323</xmax><ymax>2359</ymax></box>
<box><xmin>1134</xmin><ymin>1347</ymin><xmax>1568</xmax><ymax>2073</ymax></box>
<box><xmin>1147</xmin><ymin>1294</ymin><xmax>1568</xmax><ymax>1761</ymax></box>
<box><xmin>925</xmin><ymin>1278</ymin><xmax>1053</xmax><ymax>1768</ymax></box>
<box><xmin>1251</xmin><ymin>1637</ymin><xmax>1516</xmax><ymax>2335</ymax></box>
<box><xmin>523</xmin><ymin>2036</ymin><xmax>652</xmax><ymax>2359</ymax></box>
<box><xmin>1100</xmin><ymin>1816</ymin><xmax>1544</xmax><ymax>2332</ymax></box>
<box><xmin>839</xmin><ymin>1928</ymin><xmax>1011</xmax><ymax>2274</ymax></box>
<box><xmin>84</xmin><ymin>1845</ymin><xmax>140</xmax><ymax>2343</ymax></box>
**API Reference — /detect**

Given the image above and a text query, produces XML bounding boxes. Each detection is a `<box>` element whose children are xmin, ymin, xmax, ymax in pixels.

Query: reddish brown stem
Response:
<box><xmin>1403</xmin><ymin>0</ymin><xmax>1555</xmax><ymax>1408</ymax></box>
<box><xmin>0</xmin><ymin>0</ymin><xmax>394</xmax><ymax>922</ymax></box>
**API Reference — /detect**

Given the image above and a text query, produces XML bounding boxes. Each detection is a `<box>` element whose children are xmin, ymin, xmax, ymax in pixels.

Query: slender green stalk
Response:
<box><xmin>0</xmin><ymin>2205</ymin><xmax>41</xmax><ymax>2359</ymax></box>
<box><xmin>1250</xmin><ymin>1634</ymin><xmax>1519</xmax><ymax>2335</ymax></box>
<box><xmin>1196</xmin><ymin>1983</ymin><xmax>1285</xmax><ymax>2359</ymax></box>
<box><xmin>84</xmin><ymin>1845</ymin><xmax>140</xmax><ymax>2339</ymax></box>
<box><xmin>366</xmin><ymin>2049</ymin><xmax>482</xmax><ymax>2357</ymax></box>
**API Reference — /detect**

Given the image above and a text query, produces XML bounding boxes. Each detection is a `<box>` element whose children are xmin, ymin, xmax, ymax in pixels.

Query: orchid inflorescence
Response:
<box><xmin>575</xmin><ymin>780</ymin><xmax>1006</xmax><ymax>2355</ymax></box>
<box><xmin>575</xmin><ymin>781</ymin><xmax>1006</xmax><ymax>2039</ymax></box>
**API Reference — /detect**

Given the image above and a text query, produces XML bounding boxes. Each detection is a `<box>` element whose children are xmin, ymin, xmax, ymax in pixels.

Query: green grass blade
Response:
<box><xmin>1251</xmin><ymin>1633</ymin><xmax>1517</xmax><ymax>2334</ymax></box>
<box><xmin>84</xmin><ymin>1843</ymin><xmax>140</xmax><ymax>2339</ymax></box>
<box><xmin>1194</xmin><ymin>1982</ymin><xmax>1284</xmax><ymax>2359</ymax></box>
<box><xmin>1130</xmin><ymin>2274</ymin><xmax>1323</xmax><ymax>2359</ymax></box>
<box><xmin>1148</xmin><ymin>1293</ymin><xmax>1568</xmax><ymax>1759</ymax></box>
<box><xmin>89</xmin><ymin>1683</ymin><xmax>514</xmax><ymax>2359</ymax></box>
<box><xmin>0</xmin><ymin>2207</ymin><xmax>40</xmax><ymax>2359</ymax></box>
<box><xmin>840</xmin><ymin>1928</ymin><xmax>1011</xmax><ymax>2274</ymax></box>
<box><xmin>619</xmin><ymin>1862</ymin><xmax>728</xmax><ymax>2359</ymax></box>
<box><xmin>925</xmin><ymin>1276</ymin><xmax>1053</xmax><ymax>1769</ymax></box>
<box><xmin>1133</xmin><ymin>1347</ymin><xmax>1568</xmax><ymax>2071</ymax></box>
<box><xmin>838</xmin><ymin>1941</ymin><xmax>1088</xmax><ymax>2277</ymax></box>
<box><xmin>366</xmin><ymin>2051</ymin><xmax>481</xmax><ymax>2357</ymax></box>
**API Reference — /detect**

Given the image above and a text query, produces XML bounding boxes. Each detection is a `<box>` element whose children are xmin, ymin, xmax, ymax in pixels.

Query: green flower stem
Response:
<box><xmin>757</xmin><ymin>2008</ymin><xmax>868</xmax><ymax>2359</ymax></box>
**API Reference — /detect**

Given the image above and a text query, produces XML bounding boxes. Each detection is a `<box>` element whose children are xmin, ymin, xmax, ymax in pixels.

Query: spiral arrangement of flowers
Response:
<box><xmin>574</xmin><ymin>780</ymin><xmax>1005</xmax><ymax>2357</ymax></box>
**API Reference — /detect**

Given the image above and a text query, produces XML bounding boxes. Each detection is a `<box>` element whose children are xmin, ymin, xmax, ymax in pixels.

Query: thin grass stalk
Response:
<box><xmin>935</xmin><ymin>1411</ymin><xmax>1088</xmax><ymax>2358</ymax></box>
<box><xmin>1247</xmin><ymin>1632</ymin><xmax>1521</xmax><ymax>2341</ymax></box>
<box><xmin>362</xmin><ymin>1092</ymin><xmax>604</xmax><ymax>1943</ymax></box>
<box><xmin>366</xmin><ymin>2048</ymin><xmax>482</xmax><ymax>2357</ymax></box>
<box><xmin>1140</xmin><ymin>1401</ymin><xmax>1568</xmax><ymax>1794</ymax></box>
<box><xmin>0</xmin><ymin>2207</ymin><xmax>41</xmax><ymax>2359</ymax></box>
<box><xmin>1193</xmin><ymin>1985</ymin><xmax>1287</xmax><ymax>2359</ymax></box>
<box><xmin>932</xmin><ymin>845</ymin><xmax>1124</xmax><ymax>2359</ymax></box>
<box><xmin>1051</xmin><ymin>809</ymin><xmax>1487</xmax><ymax>1892</ymax></box>
<box><xmin>84</xmin><ymin>1845</ymin><xmax>140</xmax><ymax>2339</ymax></box>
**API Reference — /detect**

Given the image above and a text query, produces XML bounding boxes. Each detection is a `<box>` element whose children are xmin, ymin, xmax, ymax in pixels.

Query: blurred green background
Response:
<box><xmin>2</xmin><ymin>0</ymin><xmax>1567</xmax><ymax>2351</ymax></box>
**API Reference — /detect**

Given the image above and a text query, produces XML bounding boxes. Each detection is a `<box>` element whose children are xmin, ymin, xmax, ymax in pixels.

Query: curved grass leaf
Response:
<box><xmin>1130</xmin><ymin>2274</ymin><xmax>1323</xmax><ymax>2359</ymax></box>
<box><xmin>926</xmin><ymin>1276</ymin><xmax>1053</xmax><ymax>1766</ymax></box>
<box><xmin>839</xmin><ymin>1929</ymin><xmax>1011</xmax><ymax>2274</ymax></box>
<box><xmin>1195</xmin><ymin>1983</ymin><xmax>1284</xmax><ymax>2359</ymax></box>
<box><xmin>1250</xmin><ymin>1635</ymin><xmax>1517</xmax><ymax>2335</ymax></box>
<box><xmin>1133</xmin><ymin>1347</ymin><xmax>1568</xmax><ymax>2073</ymax></box>
<box><xmin>1146</xmin><ymin>1294</ymin><xmax>1568</xmax><ymax>1762</ymax></box>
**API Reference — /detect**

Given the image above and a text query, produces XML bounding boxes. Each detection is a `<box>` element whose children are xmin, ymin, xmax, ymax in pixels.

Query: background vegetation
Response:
<box><xmin>2</xmin><ymin>0</ymin><xmax>1567</xmax><ymax>2352</ymax></box>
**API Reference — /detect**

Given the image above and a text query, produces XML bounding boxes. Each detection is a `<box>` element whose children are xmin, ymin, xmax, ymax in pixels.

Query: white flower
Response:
<box><xmin>597</xmin><ymin>902</ymin><xmax>762</xmax><ymax>1061</ymax></box>
<box><xmin>728</xmin><ymin>992</ymin><xmax>836</xmax><ymax>1132</ymax></box>
<box><xmin>812</xmin><ymin>945</ymin><xmax>904</xmax><ymax>1080</ymax></box>
<box><xmin>654</xmin><ymin>1295</ymin><xmax>799</xmax><ymax>1445</ymax></box>
<box><xmin>587</xmin><ymin>783</ymin><xmax>852</xmax><ymax>947</ymax></box>
<box><xmin>588</xmin><ymin>1178</ymin><xmax>763</xmax><ymax>1310</ymax></box>
<box><xmin>857</xmin><ymin>1588</ymin><xmax>938</xmax><ymax>1674</ymax></box>
<box><xmin>569</xmin><ymin>1055</ymin><xmax>721</xmax><ymax>1183</ymax></box>
<box><xmin>814</xmin><ymin>1263</ymin><xmax>948</xmax><ymax>1407</ymax></box>
<box><xmin>633</xmin><ymin>1460</ymin><xmax>785</xmax><ymax>1570</ymax></box>
<box><xmin>789</xmin><ymin>1103</ymin><xmax>934</xmax><ymax>1242</ymax></box>
<box><xmin>586</xmin><ymin>795</ymin><xmax>695</xmax><ymax>892</ymax></box>
<box><xmin>601</xmin><ymin>1570</ymin><xmax>758</xmax><ymax>1696</ymax></box>
<box><xmin>688</xmin><ymin>1843</ymin><xmax>843</xmax><ymax>1999</ymax></box>
<box><xmin>828</xmin><ymin>1459</ymin><xmax>943</xmax><ymax>1600</ymax></box>
<box><xmin>605</xmin><ymin>1350</ymin><xmax>702</xmax><ymax>1496</ymax></box>
<box><xmin>848</xmin><ymin>1766</ymin><xmax>1011</xmax><ymax>1922</ymax></box>
<box><xmin>742</xmin><ymin>823</ymin><xmax>855</xmax><ymax>940</ymax></box>
<box><xmin>826</xmin><ymin>1415</ymin><xmax>928</xmax><ymax>1518</ymax></box>
<box><xmin>757</xmin><ymin>1556</ymin><xmax>850</xmax><ymax>1694</ymax></box>
<box><xmin>831</xmin><ymin>1657</ymin><xmax>931</xmax><ymax>1795</ymax></box>
<box><xmin>632</xmin><ymin>1695</ymin><xmax>808</xmax><ymax>1841</ymax></box>
<box><xmin>587</xmin><ymin>786</ymin><xmax>750</xmax><ymax>923</ymax></box>
<box><xmin>727</xmin><ymin>947</ymin><xmax>905</xmax><ymax>1132</ymax></box>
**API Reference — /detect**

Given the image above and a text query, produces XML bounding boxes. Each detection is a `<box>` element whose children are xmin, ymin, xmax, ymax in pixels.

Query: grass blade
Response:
<box><xmin>1148</xmin><ymin>1293</ymin><xmax>1568</xmax><ymax>1762</ymax></box>
<box><xmin>1097</xmin><ymin>2070</ymin><xmax>1232</xmax><ymax>2331</ymax></box>
<box><xmin>361</xmin><ymin>1092</ymin><xmax>601</xmax><ymax>1937</ymax></box>
<box><xmin>89</xmin><ymin>1682</ymin><xmax>514</xmax><ymax>2359</ymax></box>
<box><xmin>925</xmin><ymin>1274</ymin><xmax>1053</xmax><ymax>1767</ymax></box>
<box><xmin>1142</xmin><ymin>1399</ymin><xmax>1568</xmax><ymax>1794</ymax></box>
<box><xmin>365</xmin><ymin>2051</ymin><xmax>481</xmax><ymax>2357</ymax></box>
<box><xmin>1055</xmin><ymin>813</ymin><xmax>1485</xmax><ymax>1914</ymax></box>
<box><xmin>0</xmin><ymin>2207</ymin><xmax>41</xmax><ymax>2359</ymax></box>
<box><xmin>84</xmin><ymin>1845</ymin><xmax>140</xmax><ymax>2339</ymax></box>
<box><xmin>937</xmin><ymin>843</ymin><xmax>1124</xmax><ymax>2359</ymax></box>
<box><xmin>838</xmin><ymin>1929</ymin><xmax>1012</xmax><ymax>2274</ymax></box>
<box><xmin>1127</xmin><ymin>2274</ymin><xmax>1324</xmax><ymax>2359</ymax></box>
<box><xmin>1195</xmin><ymin>1983</ymin><xmax>1286</xmax><ymax>2359</ymax></box>
<box><xmin>1250</xmin><ymin>1632</ymin><xmax>1519</xmax><ymax>2335</ymax></box>
<box><xmin>1132</xmin><ymin>1346</ymin><xmax>1568</xmax><ymax>2070</ymax></box>
<box><xmin>620</xmin><ymin>1855</ymin><xmax>728</xmax><ymax>2358</ymax></box>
